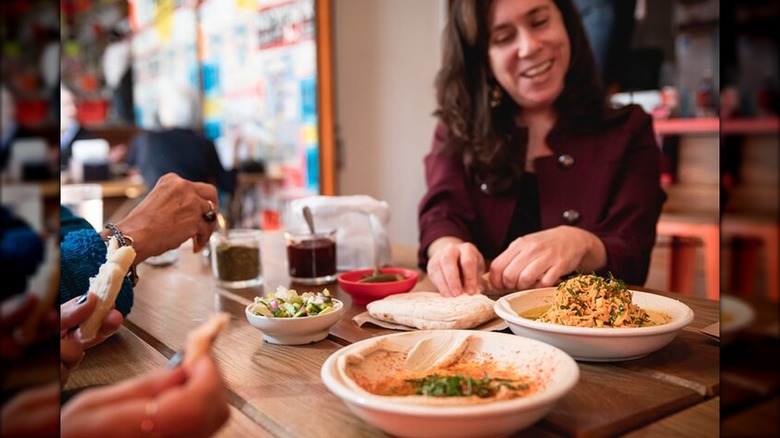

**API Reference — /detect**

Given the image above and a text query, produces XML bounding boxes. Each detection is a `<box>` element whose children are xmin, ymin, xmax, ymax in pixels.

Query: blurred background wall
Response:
<box><xmin>333</xmin><ymin>0</ymin><xmax>445</xmax><ymax>246</ymax></box>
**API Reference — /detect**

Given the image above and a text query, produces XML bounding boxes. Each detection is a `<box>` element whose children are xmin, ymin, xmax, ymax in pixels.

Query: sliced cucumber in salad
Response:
<box><xmin>249</xmin><ymin>286</ymin><xmax>335</xmax><ymax>318</ymax></box>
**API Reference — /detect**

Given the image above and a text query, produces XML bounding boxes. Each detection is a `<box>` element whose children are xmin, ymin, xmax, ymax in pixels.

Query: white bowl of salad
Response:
<box><xmin>245</xmin><ymin>286</ymin><xmax>344</xmax><ymax>345</ymax></box>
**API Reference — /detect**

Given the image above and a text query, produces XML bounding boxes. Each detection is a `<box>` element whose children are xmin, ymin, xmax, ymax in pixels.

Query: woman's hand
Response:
<box><xmin>426</xmin><ymin>237</ymin><xmax>487</xmax><ymax>297</ymax></box>
<box><xmin>0</xmin><ymin>382</ymin><xmax>60</xmax><ymax>438</ymax></box>
<box><xmin>61</xmin><ymin>355</ymin><xmax>230</xmax><ymax>438</ymax></box>
<box><xmin>60</xmin><ymin>294</ymin><xmax>123</xmax><ymax>386</ymax></box>
<box><xmin>488</xmin><ymin>226</ymin><xmax>607</xmax><ymax>291</ymax></box>
<box><xmin>109</xmin><ymin>173</ymin><xmax>219</xmax><ymax>262</ymax></box>
<box><xmin>1</xmin><ymin>293</ymin><xmax>58</xmax><ymax>360</ymax></box>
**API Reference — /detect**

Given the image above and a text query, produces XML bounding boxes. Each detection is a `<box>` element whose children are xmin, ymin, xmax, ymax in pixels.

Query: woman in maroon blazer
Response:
<box><xmin>418</xmin><ymin>0</ymin><xmax>665</xmax><ymax>296</ymax></box>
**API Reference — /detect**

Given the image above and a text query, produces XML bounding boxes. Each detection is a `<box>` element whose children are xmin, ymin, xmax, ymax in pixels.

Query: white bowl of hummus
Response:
<box><xmin>320</xmin><ymin>330</ymin><xmax>579</xmax><ymax>438</ymax></box>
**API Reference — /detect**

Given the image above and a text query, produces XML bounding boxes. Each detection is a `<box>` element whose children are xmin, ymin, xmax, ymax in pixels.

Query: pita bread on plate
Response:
<box><xmin>366</xmin><ymin>292</ymin><xmax>496</xmax><ymax>330</ymax></box>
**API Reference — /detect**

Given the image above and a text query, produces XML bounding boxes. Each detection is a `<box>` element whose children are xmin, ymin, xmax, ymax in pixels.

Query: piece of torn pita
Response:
<box><xmin>20</xmin><ymin>254</ymin><xmax>60</xmax><ymax>342</ymax></box>
<box><xmin>182</xmin><ymin>313</ymin><xmax>230</xmax><ymax>369</ymax></box>
<box><xmin>79</xmin><ymin>236</ymin><xmax>136</xmax><ymax>340</ymax></box>
<box><xmin>366</xmin><ymin>292</ymin><xmax>496</xmax><ymax>330</ymax></box>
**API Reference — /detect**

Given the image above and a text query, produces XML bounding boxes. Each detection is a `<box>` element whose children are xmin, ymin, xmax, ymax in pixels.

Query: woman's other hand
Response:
<box><xmin>488</xmin><ymin>225</ymin><xmax>607</xmax><ymax>291</ymax></box>
<box><xmin>61</xmin><ymin>355</ymin><xmax>230</xmax><ymax>438</ymax></box>
<box><xmin>426</xmin><ymin>237</ymin><xmax>487</xmax><ymax>297</ymax></box>
<box><xmin>1</xmin><ymin>382</ymin><xmax>60</xmax><ymax>438</ymax></box>
<box><xmin>60</xmin><ymin>294</ymin><xmax>123</xmax><ymax>386</ymax></box>
<box><xmin>1</xmin><ymin>293</ymin><xmax>58</xmax><ymax>360</ymax></box>
<box><xmin>110</xmin><ymin>173</ymin><xmax>219</xmax><ymax>262</ymax></box>
<box><xmin>2</xmin><ymin>293</ymin><xmax>38</xmax><ymax>360</ymax></box>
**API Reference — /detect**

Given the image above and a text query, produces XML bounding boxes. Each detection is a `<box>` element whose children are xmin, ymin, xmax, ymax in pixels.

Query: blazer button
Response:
<box><xmin>562</xmin><ymin>209</ymin><xmax>580</xmax><ymax>224</ymax></box>
<box><xmin>558</xmin><ymin>154</ymin><xmax>575</xmax><ymax>169</ymax></box>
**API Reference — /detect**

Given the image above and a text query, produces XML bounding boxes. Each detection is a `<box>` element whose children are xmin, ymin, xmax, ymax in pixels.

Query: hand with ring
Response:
<box><xmin>202</xmin><ymin>200</ymin><xmax>217</xmax><ymax>223</ymax></box>
<box><xmin>103</xmin><ymin>173</ymin><xmax>220</xmax><ymax>262</ymax></box>
<box><xmin>60</xmin><ymin>355</ymin><xmax>230</xmax><ymax>438</ymax></box>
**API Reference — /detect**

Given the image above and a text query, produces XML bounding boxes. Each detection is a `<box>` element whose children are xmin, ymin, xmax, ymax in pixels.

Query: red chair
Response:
<box><xmin>656</xmin><ymin>213</ymin><xmax>720</xmax><ymax>300</ymax></box>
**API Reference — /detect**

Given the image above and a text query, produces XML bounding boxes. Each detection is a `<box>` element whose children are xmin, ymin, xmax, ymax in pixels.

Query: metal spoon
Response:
<box><xmin>203</xmin><ymin>208</ymin><xmax>227</xmax><ymax>258</ymax></box>
<box><xmin>216</xmin><ymin>210</ymin><xmax>228</xmax><ymax>237</ymax></box>
<box><xmin>303</xmin><ymin>206</ymin><xmax>316</xmax><ymax>234</ymax></box>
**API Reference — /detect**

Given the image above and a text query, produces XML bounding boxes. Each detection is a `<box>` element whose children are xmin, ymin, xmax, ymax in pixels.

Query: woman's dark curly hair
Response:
<box><xmin>434</xmin><ymin>0</ymin><xmax>614</xmax><ymax>195</ymax></box>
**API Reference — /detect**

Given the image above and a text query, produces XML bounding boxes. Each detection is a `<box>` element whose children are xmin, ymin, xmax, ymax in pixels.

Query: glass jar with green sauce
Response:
<box><xmin>210</xmin><ymin>229</ymin><xmax>263</xmax><ymax>288</ymax></box>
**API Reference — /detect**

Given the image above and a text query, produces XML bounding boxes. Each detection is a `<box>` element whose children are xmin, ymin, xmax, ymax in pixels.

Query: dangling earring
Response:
<box><xmin>489</xmin><ymin>84</ymin><xmax>503</xmax><ymax>108</ymax></box>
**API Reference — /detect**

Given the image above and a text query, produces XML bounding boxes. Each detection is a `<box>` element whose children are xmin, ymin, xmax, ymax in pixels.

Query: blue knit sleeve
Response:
<box><xmin>59</xmin><ymin>229</ymin><xmax>134</xmax><ymax>316</ymax></box>
<box><xmin>1</xmin><ymin>206</ymin><xmax>46</xmax><ymax>296</ymax></box>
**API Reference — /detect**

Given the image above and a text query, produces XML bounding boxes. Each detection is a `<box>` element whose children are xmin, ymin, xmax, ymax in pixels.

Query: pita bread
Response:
<box><xmin>182</xmin><ymin>313</ymin><xmax>230</xmax><ymax>369</ymax></box>
<box><xmin>366</xmin><ymin>292</ymin><xmax>496</xmax><ymax>330</ymax></box>
<box><xmin>20</xmin><ymin>253</ymin><xmax>60</xmax><ymax>342</ymax></box>
<box><xmin>80</xmin><ymin>237</ymin><xmax>136</xmax><ymax>340</ymax></box>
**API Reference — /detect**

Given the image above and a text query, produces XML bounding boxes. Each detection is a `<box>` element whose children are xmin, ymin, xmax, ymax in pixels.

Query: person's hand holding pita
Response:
<box><xmin>60</xmin><ymin>294</ymin><xmax>123</xmax><ymax>386</ymax></box>
<box><xmin>0</xmin><ymin>293</ymin><xmax>60</xmax><ymax>438</ymax></box>
<box><xmin>1</xmin><ymin>382</ymin><xmax>59</xmax><ymax>438</ymax></box>
<box><xmin>1</xmin><ymin>293</ymin><xmax>58</xmax><ymax>360</ymax></box>
<box><xmin>61</xmin><ymin>349</ymin><xmax>230</xmax><ymax>438</ymax></box>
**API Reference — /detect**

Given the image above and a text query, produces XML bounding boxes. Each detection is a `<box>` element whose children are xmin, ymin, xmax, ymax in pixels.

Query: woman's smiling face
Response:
<box><xmin>487</xmin><ymin>0</ymin><xmax>570</xmax><ymax>111</ymax></box>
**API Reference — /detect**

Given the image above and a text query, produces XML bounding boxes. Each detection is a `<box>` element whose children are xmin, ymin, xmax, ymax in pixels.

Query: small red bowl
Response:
<box><xmin>337</xmin><ymin>268</ymin><xmax>419</xmax><ymax>306</ymax></box>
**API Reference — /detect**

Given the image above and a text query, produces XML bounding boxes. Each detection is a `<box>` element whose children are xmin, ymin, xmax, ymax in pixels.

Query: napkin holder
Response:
<box><xmin>7</xmin><ymin>138</ymin><xmax>51</xmax><ymax>182</ymax></box>
<box><xmin>70</xmin><ymin>138</ymin><xmax>111</xmax><ymax>182</ymax></box>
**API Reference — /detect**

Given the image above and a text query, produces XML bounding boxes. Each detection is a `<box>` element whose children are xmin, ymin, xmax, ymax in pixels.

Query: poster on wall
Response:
<box><xmin>128</xmin><ymin>0</ymin><xmax>201</xmax><ymax>129</ymax></box>
<box><xmin>198</xmin><ymin>0</ymin><xmax>319</xmax><ymax>196</ymax></box>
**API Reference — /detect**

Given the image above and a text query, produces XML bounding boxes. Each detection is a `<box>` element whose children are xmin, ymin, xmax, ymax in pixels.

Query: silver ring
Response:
<box><xmin>203</xmin><ymin>200</ymin><xmax>217</xmax><ymax>223</ymax></box>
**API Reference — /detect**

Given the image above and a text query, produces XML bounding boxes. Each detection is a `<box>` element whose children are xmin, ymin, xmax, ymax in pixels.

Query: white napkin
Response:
<box><xmin>288</xmin><ymin>195</ymin><xmax>392</xmax><ymax>271</ymax></box>
<box><xmin>102</xmin><ymin>40</ymin><xmax>130</xmax><ymax>88</ymax></box>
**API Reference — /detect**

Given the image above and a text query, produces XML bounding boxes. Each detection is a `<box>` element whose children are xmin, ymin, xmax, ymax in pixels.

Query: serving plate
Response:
<box><xmin>321</xmin><ymin>330</ymin><xmax>578</xmax><ymax>438</ymax></box>
<box><xmin>720</xmin><ymin>294</ymin><xmax>755</xmax><ymax>345</ymax></box>
<box><xmin>494</xmin><ymin>287</ymin><xmax>694</xmax><ymax>362</ymax></box>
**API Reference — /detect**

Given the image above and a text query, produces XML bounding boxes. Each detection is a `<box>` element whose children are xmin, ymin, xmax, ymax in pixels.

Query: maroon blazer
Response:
<box><xmin>418</xmin><ymin>104</ymin><xmax>666</xmax><ymax>286</ymax></box>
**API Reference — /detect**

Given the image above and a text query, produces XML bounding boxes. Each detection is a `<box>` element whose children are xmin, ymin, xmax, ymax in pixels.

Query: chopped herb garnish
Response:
<box><xmin>405</xmin><ymin>373</ymin><xmax>527</xmax><ymax>398</ymax></box>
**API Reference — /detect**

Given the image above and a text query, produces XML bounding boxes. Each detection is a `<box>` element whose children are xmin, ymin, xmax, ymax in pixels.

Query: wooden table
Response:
<box><xmin>65</xmin><ymin>231</ymin><xmax>722</xmax><ymax>437</ymax></box>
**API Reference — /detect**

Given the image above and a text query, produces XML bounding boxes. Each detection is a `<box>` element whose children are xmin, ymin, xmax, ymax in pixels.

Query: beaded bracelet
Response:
<box><xmin>105</xmin><ymin>223</ymin><xmax>139</xmax><ymax>286</ymax></box>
